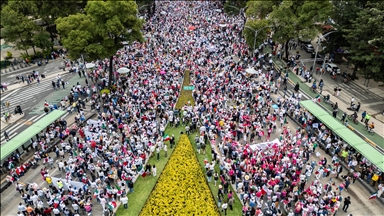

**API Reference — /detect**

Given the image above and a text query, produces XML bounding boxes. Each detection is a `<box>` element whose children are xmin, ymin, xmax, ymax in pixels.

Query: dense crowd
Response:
<box><xmin>2</xmin><ymin>1</ymin><xmax>382</xmax><ymax>216</ymax></box>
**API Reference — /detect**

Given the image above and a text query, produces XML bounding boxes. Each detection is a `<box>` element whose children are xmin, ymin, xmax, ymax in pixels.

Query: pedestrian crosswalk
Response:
<box><xmin>0</xmin><ymin>112</ymin><xmax>70</xmax><ymax>145</ymax></box>
<box><xmin>0</xmin><ymin>74</ymin><xmax>72</xmax><ymax>115</ymax></box>
<box><xmin>279</xmin><ymin>89</ymin><xmax>311</xmax><ymax>101</ymax></box>
<box><xmin>330</xmin><ymin>82</ymin><xmax>382</xmax><ymax>104</ymax></box>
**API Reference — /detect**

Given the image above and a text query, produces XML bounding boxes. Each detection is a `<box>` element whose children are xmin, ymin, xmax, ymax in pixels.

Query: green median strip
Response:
<box><xmin>275</xmin><ymin>59</ymin><xmax>384</xmax><ymax>149</ymax></box>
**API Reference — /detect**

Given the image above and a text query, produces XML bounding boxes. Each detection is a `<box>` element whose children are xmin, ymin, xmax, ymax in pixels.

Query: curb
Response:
<box><xmin>282</xmin><ymin>106</ymin><xmax>384</xmax><ymax>206</ymax></box>
<box><xmin>0</xmin><ymin>111</ymin><xmax>97</xmax><ymax>193</ymax></box>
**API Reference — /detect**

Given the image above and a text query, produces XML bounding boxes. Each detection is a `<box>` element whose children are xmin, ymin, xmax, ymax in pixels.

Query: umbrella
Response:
<box><xmin>160</xmin><ymin>70</ymin><xmax>166</xmax><ymax>75</ymax></box>
<box><xmin>272</xmin><ymin>104</ymin><xmax>279</xmax><ymax>109</ymax></box>
<box><xmin>117</xmin><ymin>67</ymin><xmax>130</xmax><ymax>74</ymax></box>
<box><xmin>188</xmin><ymin>26</ymin><xmax>196</xmax><ymax>31</ymax></box>
<box><xmin>245</xmin><ymin>68</ymin><xmax>257</xmax><ymax>74</ymax></box>
<box><xmin>161</xmin><ymin>11</ymin><xmax>167</xmax><ymax>15</ymax></box>
<box><xmin>215</xmin><ymin>9</ymin><xmax>222</xmax><ymax>12</ymax></box>
<box><xmin>85</xmin><ymin>63</ymin><xmax>95</xmax><ymax>69</ymax></box>
<box><xmin>219</xmin><ymin>24</ymin><xmax>227</xmax><ymax>28</ymax></box>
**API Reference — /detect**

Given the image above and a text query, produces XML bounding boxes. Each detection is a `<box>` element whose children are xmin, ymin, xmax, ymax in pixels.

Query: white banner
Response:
<box><xmin>51</xmin><ymin>177</ymin><xmax>84</xmax><ymax>191</ymax></box>
<box><xmin>249</xmin><ymin>138</ymin><xmax>282</xmax><ymax>151</ymax></box>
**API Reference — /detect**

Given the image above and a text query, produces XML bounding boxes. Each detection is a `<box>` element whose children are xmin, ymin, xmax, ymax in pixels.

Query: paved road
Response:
<box><xmin>286</xmin><ymin>48</ymin><xmax>384</xmax><ymax>113</ymax></box>
<box><xmin>1</xmin><ymin>73</ymin><xmax>74</xmax><ymax>115</ymax></box>
<box><xmin>1</xmin><ymin>59</ymin><xmax>65</xmax><ymax>85</ymax></box>
<box><xmin>0</xmin><ymin>73</ymin><xmax>75</xmax><ymax>144</ymax></box>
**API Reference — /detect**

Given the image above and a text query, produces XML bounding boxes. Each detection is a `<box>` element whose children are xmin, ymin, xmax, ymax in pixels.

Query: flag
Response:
<box><xmin>107</xmin><ymin>201</ymin><xmax>117</xmax><ymax>210</ymax></box>
<box><xmin>73</xmin><ymin>150</ymin><xmax>78</xmax><ymax>156</ymax></box>
<box><xmin>316</xmin><ymin>94</ymin><xmax>321</xmax><ymax>102</ymax></box>
<box><xmin>115</xmin><ymin>184</ymin><xmax>121</xmax><ymax>191</ymax></box>
<box><xmin>369</xmin><ymin>192</ymin><xmax>377</xmax><ymax>200</ymax></box>
<box><xmin>163</xmin><ymin>134</ymin><xmax>170</xmax><ymax>142</ymax></box>
<box><xmin>284</xmin><ymin>118</ymin><xmax>287</xmax><ymax>125</ymax></box>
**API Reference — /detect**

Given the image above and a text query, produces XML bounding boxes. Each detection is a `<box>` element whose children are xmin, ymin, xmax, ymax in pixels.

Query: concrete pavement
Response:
<box><xmin>270</xmin><ymin>93</ymin><xmax>384</xmax><ymax>215</ymax></box>
<box><xmin>274</xmin><ymin>58</ymin><xmax>384</xmax><ymax>148</ymax></box>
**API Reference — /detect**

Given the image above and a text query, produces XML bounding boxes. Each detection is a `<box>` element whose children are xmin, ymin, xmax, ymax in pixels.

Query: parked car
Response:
<box><xmin>303</xmin><ymin>44</ymin><xmax>314</xmax><ymax>53</ymax></box>
<box><xmin>326</xmin><ymin>63</ymin><xmax>341</xmax><ymax>74</ymax></box>
<box><xmin>311</xmin><ymin>52</ymin><xmax>326</xmax><ymax>64</ymax></box>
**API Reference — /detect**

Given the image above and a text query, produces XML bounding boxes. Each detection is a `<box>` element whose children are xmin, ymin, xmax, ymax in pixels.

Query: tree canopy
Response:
<box><xmin>56</xmin><ymin>0</ymin><xmax>144</xmax><ymax>87</ymax></box>
<box><xmin>245</xmin><ymin>0</ymin><xmax>333</xmax><ymax>59</ymax></box>
<box><xmin>1</xmin><ymin>5</ymin><xmax>38</xmax><ymax>56</ymax></box>
<box><xmin>343</xmin><ymin>2</ymin><xmax>384</xmax><ymax>82</ymax></box>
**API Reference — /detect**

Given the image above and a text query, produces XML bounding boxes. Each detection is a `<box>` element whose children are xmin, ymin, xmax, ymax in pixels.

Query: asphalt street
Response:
<box><xmin>0</xmin><ymin>72</ymin><xmax>76</xmax><ymax>144</ymax></box>
<box><xmin>286</xmin><ymin>47</ymin><xmax>384</xmax><ymax>113</ymax></box>
<box><xmin>1</xmin><ymin>59</ymin><xmax>65</xmax><ymax>85</ymax></box>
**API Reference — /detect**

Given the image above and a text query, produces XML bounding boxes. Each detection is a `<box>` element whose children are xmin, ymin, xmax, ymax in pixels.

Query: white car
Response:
<box><xmin>326</xmin><ymin>63</ymin><xmax>341</xmax><ymax>75</ymax></box>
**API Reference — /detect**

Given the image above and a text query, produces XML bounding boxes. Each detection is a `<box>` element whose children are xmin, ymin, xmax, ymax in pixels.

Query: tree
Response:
<box><xmin>56</xmin><ymin>0</ymin><xmax>144</xmax><ymax>88</ymax></box>
<box><xmin>1</xmin><ymin>5</ymin><xmax>38</xmax><ymax>56</ymax></box>
<box><xmin>224</xmin><ymin>0</ymin><xmax>247</xmax><ymax>15</ymax></box>
<box><xmin>245</xmin><ymin>0</ymin><xmax>279</xmax><ymax>19</ymax></box>
<box><xmin>34</xmin><ymin>0</ymin><xmax>85</xmax><ymax>49</ymax></box>
<box><xmin>33</xmin><ymin>30</ymin><xmax>54</xmax><ymax>54</ymax></box>
<box><xmin>243</xmin><ymin>19</ymin><xmax>270</xmax><ymax>52</ymax></box>
<box><xmin>246</xmin><ymin>0</ymin><xmax>332</xmax><ymax>59</ymax></box>
<box><xmin>343</xmin><ymin>2</ymin><xmax>384</xmax><ymax>83</ymax></box>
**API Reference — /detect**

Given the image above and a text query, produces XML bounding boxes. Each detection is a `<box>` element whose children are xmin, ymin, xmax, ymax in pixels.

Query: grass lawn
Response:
<box><xmin>175</xmin><ymin>70</ymin><xmax>195</xmax><ymax>109</ymax></box>
<box><xmin>116</xmin><ymin>126</ymin><xmax>195</xmax><ymax>216</ymax></box>
<box><xmin>189</xmin><ymin>135</ymin><xmax>243</xmax><ymax>216</ymax></box>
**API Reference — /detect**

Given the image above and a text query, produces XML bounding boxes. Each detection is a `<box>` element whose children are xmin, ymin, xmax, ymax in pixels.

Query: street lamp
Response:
<box><xmin>244</xmin><ymin>25</ymin><xmax>272</xmax><ymax>57</ymax></box>
<box><xmin>312</xmin><ymin>30</ymin><xmax>338</xmax><ymax>78</ymax></box>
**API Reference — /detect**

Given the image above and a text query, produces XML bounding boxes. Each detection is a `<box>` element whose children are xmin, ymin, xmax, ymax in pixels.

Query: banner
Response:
<box><xmin>51</xmin><ymin>177</ymin><xmax>84</xmax><ymax>190</ymax></box>
<box><xmin>249</xmin><ymin>138</ymin><xmax>282</xmax><ymax>151</ymax></box>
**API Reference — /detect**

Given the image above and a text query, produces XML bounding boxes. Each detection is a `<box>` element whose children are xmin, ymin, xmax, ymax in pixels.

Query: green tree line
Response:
<box><xmin>242</xmin><ymin>0</ymin><xmax>384</xmax><ymax>82</ymax></box>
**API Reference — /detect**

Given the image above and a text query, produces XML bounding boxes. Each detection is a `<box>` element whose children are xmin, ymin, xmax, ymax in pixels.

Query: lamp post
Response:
<box><xmin>312</xmin><ymin>30</ymin><xmax>338</xmax><ymax>79</ymax></box>
<box><xmin>244</xmin><ymin>25</ymin><xmax>272</xmax><ymax>57</ymax></box>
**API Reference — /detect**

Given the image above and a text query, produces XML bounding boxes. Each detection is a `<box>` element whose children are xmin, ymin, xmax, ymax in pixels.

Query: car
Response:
<box><xmin>303</xmin><ymin>44</ymin><xmax>314</xmax><ymax>53</ymax></box>
<box><xmin>326</xmin><ymin>63</ymin><xmax>341</xmax><ymax>74</ymax></box>
<box><xmin>311</xmin><ymin>52</ymin><xmax>325</xmax><ymax>64</ymax></box>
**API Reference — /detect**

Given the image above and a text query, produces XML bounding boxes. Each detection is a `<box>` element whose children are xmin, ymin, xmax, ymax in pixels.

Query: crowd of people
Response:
<box><xmin>1</xmin><ymin>1</ymin><xmax>381</xmax><ymax>216</ymax></box>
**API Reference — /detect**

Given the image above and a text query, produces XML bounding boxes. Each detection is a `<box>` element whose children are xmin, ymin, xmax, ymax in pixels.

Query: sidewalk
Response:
<box><xmin>0</xmin><ymin>70</ymin><xmax>70</xmax><ymax>94</ymax></box>
<box><xmin>274</xmin><ymin>59</ymin><xmax>384</xmax><ymax>148</ymax></box>
<box><xmin>0</xmin><ymin>113</ymin><xmax>25</xmax><ymax>130</ymax></box>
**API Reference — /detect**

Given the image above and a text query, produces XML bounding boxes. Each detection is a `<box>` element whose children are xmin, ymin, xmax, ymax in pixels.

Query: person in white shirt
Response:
<box><xmin>120</xmin><ymin>195</ymin><xmax>128</xmax><ymax>209</ymax></box>
<box><xmin>53</xmin><ymin>207</ymin><xmax>60</xmax><ymax>216</ymax></box>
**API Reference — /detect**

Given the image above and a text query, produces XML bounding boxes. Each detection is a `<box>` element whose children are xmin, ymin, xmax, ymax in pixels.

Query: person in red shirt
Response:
<box><xmin>43</xmin><ymin>207</ymin><xmax>53</xmax><ymax>215</ymax></box>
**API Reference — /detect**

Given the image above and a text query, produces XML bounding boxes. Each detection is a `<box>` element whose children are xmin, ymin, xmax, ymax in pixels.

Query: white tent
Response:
<box><xmin>245</xmin><ymin>68</ymin><xmax>258</xmax><ymax>74</ymax></box>
<box><xmin>117</xmin><ymin>67</ymin><xmax>130</xmax><ymax>74</ymax></box>
<box><xmin>85</xmin><ymin>63</ymin><xmax>95</xmax><ymax>69</ymax></box>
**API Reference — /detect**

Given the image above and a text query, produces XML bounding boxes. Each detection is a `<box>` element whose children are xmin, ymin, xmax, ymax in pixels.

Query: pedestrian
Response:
<box><xmin>152</xmin><ymin>165</ymin><xmax>157</xmax><ymax>177</ymax></box>
<box><xmin>61</xmin><ymin>80</ymin><xmax>65</xmax><ymax>89</ymax></box>
<box><xmin>120</xmin><ymin>195</ymin><xmax>128</xmax><ymax>209</ymax></box>
<box><xmin>341</xmin><ymin>112</ymin><xmax>347</xmax><ymax>122</ymax></box>
<box><xmin>52</xmin><ymin>81</ymin><xmax>56</xmax><ymax>90</ymax></box>
<box><xmin>361</xmin><ymin>111</ymin><xmax>367</xmax><ymax>122</ymax></box>
<box><xmin>156</xmin><ymin>146</ymin><xmax>160</xmax><ymax>161</ymax></box>
<box><xmin>294</xmin><ymin>82</ymin><xmax>300</xmax><ymax>92</ymax></box>
<box><xmin>222</xmin><ymin>201</ymin><xmax>228</xmax><ymax>215</ymax></box>
<box><xmin>364</xmin><ymin>113</ymin><xmax>371</xmax><ymax>124</ymax></box>
<box><xmin>163</xmin><ymin>144</ymin><xmax>167</xmax><ymax>157</ymax></box>
<box><xmin>334</xmin><ymin>87</ymin><xmax>337</xmax><ymax>96</ymax></box>
<box><xmin>342</xmin><ymin>196</ymin><xmax>351</xmax><ymax>212</ymax></box>
<box><xmin>4</xmin><ymin>131</ymin><xmax>10</xmax><ymax>141</ymax></box>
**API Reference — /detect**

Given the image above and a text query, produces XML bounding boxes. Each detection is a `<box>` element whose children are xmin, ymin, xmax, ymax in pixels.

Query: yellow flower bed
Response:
<box><xmin>140</xmin><ymin>135</ymin><xmax>219</xmax><ymax>216</ymax></box>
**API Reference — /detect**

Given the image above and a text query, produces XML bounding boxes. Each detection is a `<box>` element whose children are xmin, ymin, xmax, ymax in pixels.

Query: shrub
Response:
<box><xmin>175</xmin><ymin>70</ymin><xmax>195</xmax><ymax>109</ymax></box>
<box><xmin>5</xmin><ymin>51</ymin><xmax>13</xmax><ymax>60</ymax></box>
<box><xmin>140</xmin><ymin>135</ymin><xmax>219</xmax><ymax>216</ymax></box>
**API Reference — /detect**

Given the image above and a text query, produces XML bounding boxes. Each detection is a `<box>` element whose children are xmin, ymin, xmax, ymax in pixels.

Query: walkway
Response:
<box><xmin>274</xmin><ymin>58</ymin><xmax>384</xmax><ymax>150</ymax></box>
